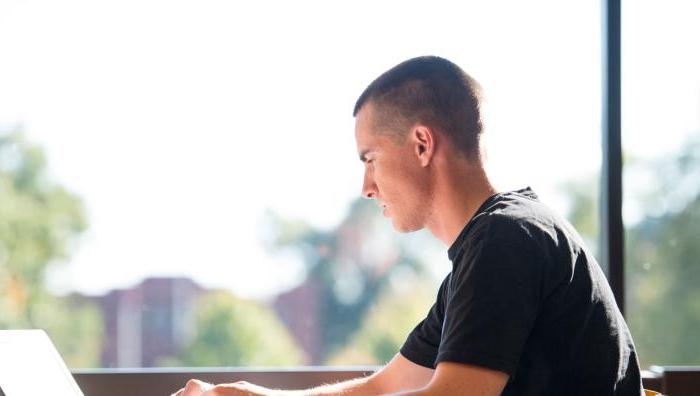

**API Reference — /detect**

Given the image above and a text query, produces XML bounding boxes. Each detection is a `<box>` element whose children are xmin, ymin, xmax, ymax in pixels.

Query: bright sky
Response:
<box><xmin>0</xmin><ymin>0</ymin><xmax>697</xmax><ymax>298</ymax></box>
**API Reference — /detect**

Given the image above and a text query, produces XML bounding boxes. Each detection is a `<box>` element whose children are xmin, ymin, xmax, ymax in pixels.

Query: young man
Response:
<box><xmin>173</xmin><ymin>56</ymin><xmax>644</xmax><ymax>395</ymax></box>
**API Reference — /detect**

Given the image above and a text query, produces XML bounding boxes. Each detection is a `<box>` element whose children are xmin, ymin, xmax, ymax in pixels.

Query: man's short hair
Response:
<box><xmin>353</xmin><ymin>56</ymin><xmax>484</xmax><ymax>162</ymax></box>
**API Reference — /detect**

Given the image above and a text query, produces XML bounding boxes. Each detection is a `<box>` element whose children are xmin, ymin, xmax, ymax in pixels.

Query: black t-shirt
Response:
<box><xmin>400</xmin><ymin>187</ymin><xmax>643</xmax><ymax>395</ymax></box>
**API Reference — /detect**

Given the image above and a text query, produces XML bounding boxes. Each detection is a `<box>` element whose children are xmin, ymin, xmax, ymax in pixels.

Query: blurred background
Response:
<box><xmin>0</xmin><ymin>0</ymin><xmax>697</xmax><ymax>369</ymax></box>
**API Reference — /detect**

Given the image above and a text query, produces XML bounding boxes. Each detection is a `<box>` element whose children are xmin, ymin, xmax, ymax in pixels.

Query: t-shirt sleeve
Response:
<box><xmin>436</xmin><ymin>238</ymin><xmax>542</xmax><ymax>377</ymax></box>
<box><xmin>399</xmin><ymin>275</ymin><xmax>450</xmax><ymax>368</ymax></box>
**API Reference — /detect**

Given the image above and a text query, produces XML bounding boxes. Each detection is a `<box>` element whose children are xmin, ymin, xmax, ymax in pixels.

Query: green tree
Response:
<box><xmin>626</xmin><ymin>195</ymin><xmax>700</xmax><ymax>366</ymax></box>
<box><xmin>0</xmin><ymin>130</ymin><xmax>102</xmax><ymax>367</ymax></box>
<box><xmin>175</xmin><ymin>291</ymin><xmax>304</xmax><ymax>366</ymax></box>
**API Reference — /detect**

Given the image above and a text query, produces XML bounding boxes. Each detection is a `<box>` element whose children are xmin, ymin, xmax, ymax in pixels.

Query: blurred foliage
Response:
<box><xmin>624</xmin><ymin>132</ymin><xmax>700</xmax><ymax>367</ymax></box>
<box><xmin>175</xmin><ymin>291</ymin><xmax>304</xmax><ymax>366</ymax></box>
<box><xmin>560</xmin><ymin>132</ymin><xmax>700</xmax><ymax>367</ymax></box>
<box><xmin>327</xmin><ymin>276</ymin><xmax>435</xmax><ymax>365</ymax></box>
<box><xmin>0</xmin><ymin>129</ymin><xmax>102</xmax><ymax>367</ymax></box>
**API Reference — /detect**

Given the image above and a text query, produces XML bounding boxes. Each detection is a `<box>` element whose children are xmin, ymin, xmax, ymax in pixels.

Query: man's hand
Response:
<box><xmin>171</xmin><ymin>379</ymin><xmax>213</xmax><ymax>396</ymax></box>
<box><xmin>171</xmin><ymin>379</ymin><xmax>272</xmax><ymax>396</ymax></box>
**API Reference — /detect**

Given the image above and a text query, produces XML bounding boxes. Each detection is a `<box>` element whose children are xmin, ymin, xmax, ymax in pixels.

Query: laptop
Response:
<box><xmin>0</xmin><ymin>330</ymin><xmax>84</xmax><ymax>396</ymax></box>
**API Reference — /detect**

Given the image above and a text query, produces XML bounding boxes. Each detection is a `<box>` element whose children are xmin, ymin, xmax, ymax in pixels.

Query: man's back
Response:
<box><xmin>401</xmin><ymin>186</ymin><xmax>643</xmax><ymax>395</ymax></box>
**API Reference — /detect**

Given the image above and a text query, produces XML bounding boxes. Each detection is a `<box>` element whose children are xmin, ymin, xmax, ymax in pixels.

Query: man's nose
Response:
<box><xmin>362</xmin><ymin>172</ymin><xmax>377</xmax><ymax>199</ymax></box>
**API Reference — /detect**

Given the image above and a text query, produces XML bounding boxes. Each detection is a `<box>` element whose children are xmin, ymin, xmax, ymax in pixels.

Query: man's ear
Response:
<box><xmin>412</xmin><ymin>125</ymin><xmax>435</xmax><ymax>167</ymax></box>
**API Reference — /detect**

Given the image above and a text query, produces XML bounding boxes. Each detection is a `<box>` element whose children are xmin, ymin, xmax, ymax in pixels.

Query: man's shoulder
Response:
<box><xmin>468</xmin><ymin>189</ymin><xmax>584</xmax><ymax>253</ymax></box>
<box><xmin>466</xmin><ymin>208</ymin><xmax>545</xmax><ymax>250</ymax></box>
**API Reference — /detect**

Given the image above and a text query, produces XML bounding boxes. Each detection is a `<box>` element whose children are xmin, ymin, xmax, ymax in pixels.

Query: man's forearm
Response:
<box><xmin>267</xmin><ymin>375</ymin><xmax>379</xmax><ymax>396</ymax></box>
<box><xmin>383</xmin><ymin>388</ymin><xmax>429</xmax><ymax>396</ymax></box>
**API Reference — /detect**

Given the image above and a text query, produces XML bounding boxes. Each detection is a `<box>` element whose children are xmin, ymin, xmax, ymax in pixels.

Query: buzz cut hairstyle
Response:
<box><xmin>353</xmin><ymin>56</ymin><xmax>484</xmax><ymax>162</ymax></box>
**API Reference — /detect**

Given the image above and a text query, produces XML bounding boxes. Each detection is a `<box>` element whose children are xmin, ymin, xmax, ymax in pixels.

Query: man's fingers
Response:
<box><xmin>174</xmin><ymin>379</ymin><xmax>269</xmax><ymax>396</ymax></box>
<box><xmin>204</xmin><ymin>381</ymin><xmax>270</xmax><ymax>396</ymax></box>
<box><xmin>174</xmin><ymin>379</ymin><xmax>213</xmax><ymax>396</ymax></box>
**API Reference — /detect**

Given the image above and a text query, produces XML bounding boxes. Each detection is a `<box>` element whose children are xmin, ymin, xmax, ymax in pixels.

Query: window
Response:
<box><xmin>0</xmin><ymin>1</ymin><xmax>601</xmax><ymax>368</ymax></box>
<box><xmin>622</xmin><ymin>0</ymin><xmax>700</xmax><ymax>367</ymax></box>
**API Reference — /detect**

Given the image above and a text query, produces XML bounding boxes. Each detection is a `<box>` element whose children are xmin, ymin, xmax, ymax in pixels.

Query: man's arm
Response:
<box><xmin>387</xmin><ymin>361</ymin><xmax>508</xmax><ymax>396</ymax></box>
<box><xmin>174</xmin><ymin>353</ymin><xmax>433</xmax><ymax>396</ymax></box>
<box><xmin>364</xmin><ymin>352</ymin><xmax>434</xmax><ymax>394</ymax></box>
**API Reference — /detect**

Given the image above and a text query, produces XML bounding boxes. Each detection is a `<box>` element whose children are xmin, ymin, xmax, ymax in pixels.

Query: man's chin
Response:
<box><xmin>390</xmin><ymin>218</ymin><xmax>423</xmax><ymax>233</ymax></box>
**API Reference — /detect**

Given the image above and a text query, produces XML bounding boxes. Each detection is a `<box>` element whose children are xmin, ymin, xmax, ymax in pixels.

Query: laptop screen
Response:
<box><xmin>0</xmin><ymin>330</ymin><xmax>83</xmax><ymax>396</ymax></box>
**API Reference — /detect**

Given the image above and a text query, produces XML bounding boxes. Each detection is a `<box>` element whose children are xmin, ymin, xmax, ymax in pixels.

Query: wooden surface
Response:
<box><xmin>73</xmin><ymin>367</ymin><xmax>377</xmax><ymax>396</ymax></box>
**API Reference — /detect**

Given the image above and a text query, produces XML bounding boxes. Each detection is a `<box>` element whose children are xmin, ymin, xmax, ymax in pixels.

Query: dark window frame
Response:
<box><xmin>601</xmin><ymin>0</ymin><xmax>624</xmax><ymax>315</ymax></box>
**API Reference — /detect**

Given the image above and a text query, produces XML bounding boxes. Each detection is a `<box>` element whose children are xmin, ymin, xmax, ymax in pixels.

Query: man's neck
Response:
<box><xmin>425</xmin><ymin>163</ymin><xmax>498</xmax><ymax>247</ymax></box>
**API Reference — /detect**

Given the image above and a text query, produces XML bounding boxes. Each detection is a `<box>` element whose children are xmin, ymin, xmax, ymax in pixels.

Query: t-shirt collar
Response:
<box><xmin>447</xmin><ymin>186</ymin><xmax>536</xmax><ymax>261</ymax></box>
